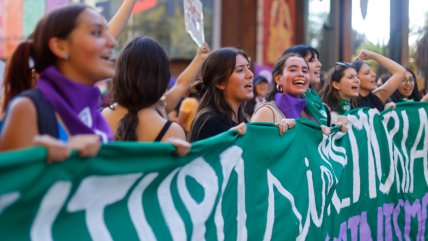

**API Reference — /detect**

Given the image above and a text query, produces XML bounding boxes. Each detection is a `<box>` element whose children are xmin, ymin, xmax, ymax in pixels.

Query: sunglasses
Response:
<box><xmin>333</xmin><ymin>62</ymin><xmax>352</xmax><ymax>81</ymax></box>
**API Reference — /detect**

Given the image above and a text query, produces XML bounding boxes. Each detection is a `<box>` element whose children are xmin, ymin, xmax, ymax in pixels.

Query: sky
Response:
<box><xmin>352</xmin><ymin>0</ymin><xmax>428</xmax><ymax>46</ymax></box>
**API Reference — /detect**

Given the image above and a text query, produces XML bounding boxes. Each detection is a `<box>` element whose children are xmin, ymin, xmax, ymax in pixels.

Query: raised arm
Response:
<box><xmin>108</xmin><ymin>0</ymin><xmax>138</xmax><ymax>37</ymax></box>
<box><xmin>164</xmin><ymin>43</ymin><xmax>210</xmax><ymax>112</ymax></box>
<box><xmin>357</xmin><ymin>49</ymin><xmax>406</xmax><ymax>103</ymax></box>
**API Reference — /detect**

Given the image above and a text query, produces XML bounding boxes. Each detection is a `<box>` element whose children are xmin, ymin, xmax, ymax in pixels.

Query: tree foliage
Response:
<box><xmin>414</xmin><ymin>13</ymin><xmax>428</xmax><ymax>89</ymax></box>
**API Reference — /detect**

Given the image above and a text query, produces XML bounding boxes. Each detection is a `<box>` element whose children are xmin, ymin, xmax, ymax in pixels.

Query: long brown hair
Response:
<box><xmin>113</xmin><ymin>36</ymin><xmax>171</xmax><ymax>141</ymax></box>
<box><xmin>189</xmin><ymin>47</ymin><xmax>250</xmax><ymax>141</ymax></box>
<box><xmin>198</xmin><ymin>47</ymin><xmax>249</xmax><ymax>120</ymax></box>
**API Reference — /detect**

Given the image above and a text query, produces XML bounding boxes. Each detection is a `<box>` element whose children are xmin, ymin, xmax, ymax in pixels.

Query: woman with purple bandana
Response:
<box><xmin>1</xmin><ymin>0</ymin><xmax>139</xmax><ymax>115</ymax></box>
<box><xmin>250</xmin><ymin>53</ymin><xmax>310</xmax><ymax>135</ymax></box>
<box><xmin>0</xmin><ymin>4</ymin><xmax>116</xmax><ymax>159</ymax></box>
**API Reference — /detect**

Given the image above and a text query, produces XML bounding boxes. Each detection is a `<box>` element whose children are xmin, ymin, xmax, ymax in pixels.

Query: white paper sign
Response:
<box><xmin>183</xmin><ymin>0</ymin><xmax>205</xmax><ymax>47</ymax></box>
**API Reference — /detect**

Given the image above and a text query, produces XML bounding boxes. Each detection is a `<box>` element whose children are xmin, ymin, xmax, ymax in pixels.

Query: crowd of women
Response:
<box><xmin>0</xmin><ymin>1</ymin><xmax>427</xmax><ymax>162</ymax></box>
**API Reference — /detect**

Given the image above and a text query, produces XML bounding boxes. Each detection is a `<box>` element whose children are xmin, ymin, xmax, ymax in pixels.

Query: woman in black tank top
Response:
<box><xmin>102</xmin><ymin>37</ymin><xmax>189</xmax><ymax>155</ymax></box>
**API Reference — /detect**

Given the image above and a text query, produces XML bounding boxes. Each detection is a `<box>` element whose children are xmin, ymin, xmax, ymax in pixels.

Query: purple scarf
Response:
<box><xmin>274</xmin><ymin>93</ymin><xmax>307</xmax><ymax>119</ymax></box>
<box><xmin>36</xmin><ymin>66</ymin><xmax>113</xmax><ymax>142</ymax></box>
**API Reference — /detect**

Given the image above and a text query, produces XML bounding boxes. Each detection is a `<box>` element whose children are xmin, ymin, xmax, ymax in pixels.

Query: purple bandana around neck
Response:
<box><xmin>36</xmin><ymin>66</ymin><xmax>113</xmax><ymax>142</ymax></box>
<box><xmin>274</xmin><ymin>93</ymin><xmax>307</xmax><ymax>119</ymax></box>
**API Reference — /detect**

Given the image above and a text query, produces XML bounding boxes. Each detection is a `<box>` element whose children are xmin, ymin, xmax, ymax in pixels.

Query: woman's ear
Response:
<box><xmin>215</xmin><ymin>82</ymin><xmax>226</xmax><ymax>90</ymax></box>
<box><xmin>273</xmin><ymin>75</ymin><xmax>281</xmax><ymax>85</ymax></box>
<box><xmin>48</xmin><ymin>37</ymin><xmax>69</xmax><ymax>60</ymax></box>
<box><xmin>331</xmin><ymin>81</ymin><xmax>340</xmax><ymax>91</ymax></box>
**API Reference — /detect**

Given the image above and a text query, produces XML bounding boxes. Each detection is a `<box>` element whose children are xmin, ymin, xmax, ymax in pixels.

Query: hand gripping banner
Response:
<box><xmin>0</xmin><ymin>102</ymin><xmax>427</xmax><ymax>240</ymax></box>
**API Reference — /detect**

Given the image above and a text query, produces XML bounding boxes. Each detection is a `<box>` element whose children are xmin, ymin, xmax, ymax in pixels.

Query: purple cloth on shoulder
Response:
<box><xmin>36</xmin><ymin>66</ymin><xmax>113</xmax><ymax>142</ymax></box>
<box><xmin>274</xmin><ymin>93</ymin><xmax>307</xmax><ymax>119</ymax></box>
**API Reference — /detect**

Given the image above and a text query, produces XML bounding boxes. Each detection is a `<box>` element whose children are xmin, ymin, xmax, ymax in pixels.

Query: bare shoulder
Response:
<box><xmin>250</xmin><ymin>106</ymin><xmax>275</xmax><ymax>123</ymax></box>
<box><xmin>7</xmin><ymin>97</ymin><xmax>37</xmax><ymax>119</ymax></box>
<box><xmin>164</xmin><ymin>122</ymin><xmax>186</xmax><ymax>141</ymax></box>
<box><xmin>101</xmin><ymin>104</ymin><xmax>126</xmax><ymax>133</ymax></box>
<box><xmin>0</xmin><ymin>97</ymin><xmax>38</xmax><ymax>151</ymax></box>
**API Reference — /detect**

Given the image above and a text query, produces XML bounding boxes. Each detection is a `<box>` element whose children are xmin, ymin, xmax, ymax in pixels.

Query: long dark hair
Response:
<box><xmin>113</xmin><ymin>36</ymin><xmax>171</xmax><ymax>141</ymax></box>
<box><xmin>389</xmin><ymin>67</ymin><xmax>422</xmax><ymax>102</ymax></box>
<box><xmin>2</xmin><ymin>4</ymin><xmax>88</xmax><ymax>112</ymax></box>
<box><xmin>283</xmin><ymin>44</ymin><xmax>320</xmax><ymax>61</ymax></box>
<box><xmin>350</xmin><ymin>60</ymin><xmax>366</xmax><ymax>74</ymax></box>
<box><xmin>189</xmin><ymin>47</ymin><xmax>249</xmax><ymax>139</ymax></box>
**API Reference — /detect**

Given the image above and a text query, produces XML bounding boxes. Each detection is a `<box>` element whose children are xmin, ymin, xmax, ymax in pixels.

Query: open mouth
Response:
<box><xmin>100</xmin><ymin>53</ymin><xmax>115</xmax><ymax>62</ymax></box>
<box><xmin>351</xmin><ymin>85</ymin><xmax>359</xmax><ymax>90</ymax></box>
<box><xmin>244</xmin><ymin>83</ymin><xmax>253</xmax><ymax>89</ymax></box>
<box><xmin>293</xmin><ymin>80</ymin><xmax>306</xmax><ymax>86</ymax></box>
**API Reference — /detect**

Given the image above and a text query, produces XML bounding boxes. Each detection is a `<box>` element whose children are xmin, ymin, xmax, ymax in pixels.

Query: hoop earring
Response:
<box><xmin>276</xmin><ymin>84</ymin><xmax>283</xmax><ymax>93</ymax></box>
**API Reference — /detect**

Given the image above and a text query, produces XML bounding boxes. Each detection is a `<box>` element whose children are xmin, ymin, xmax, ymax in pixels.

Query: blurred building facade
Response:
<box><xmin>0</xmin><ymin>0</ymin><xmax>410</xmax><ymax>80</ymax></box>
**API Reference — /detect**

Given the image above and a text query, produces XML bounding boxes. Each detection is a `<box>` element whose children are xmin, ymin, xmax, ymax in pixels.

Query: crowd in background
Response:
<box><xmin>0</xmin><ymin>1</ymin><xmax>427</xmax><ymax>162</ymax></box>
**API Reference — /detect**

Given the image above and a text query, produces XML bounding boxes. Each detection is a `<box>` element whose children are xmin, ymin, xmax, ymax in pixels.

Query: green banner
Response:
<box><xmin>0</xmin><ymin>102</ymin><xmax>427</xmax><ymax>240</ymax></box>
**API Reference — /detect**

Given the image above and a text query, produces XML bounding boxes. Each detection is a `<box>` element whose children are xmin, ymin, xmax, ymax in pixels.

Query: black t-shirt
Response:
<box><xmin>357</xmin><ymin>92</ymin><xmax>384</xmax><ymax>111</ymax></box>
<box><xmin>189</xmin><ymin>111</ymin><xmax>238</xmax><ymax>142</ymax></box>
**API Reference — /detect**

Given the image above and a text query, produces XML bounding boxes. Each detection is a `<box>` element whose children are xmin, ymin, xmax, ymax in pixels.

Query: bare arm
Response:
<box><xmin>108</xmin><ymin>0</ymin><xmax>138</xmax><ymax>37</ymax></box>
<box><xmin>165</xmin><ymin>43</ymin><xmax>210</xmax><ymax>112</ymax></box>
<box><xmin>0</xmin><ymin>98</ymin><xmax>38</xmax><ymax>151</ymax></box>
<box><xmin>163</xmin><ymin>122</ymin><xmax>187</xmax><ymax>141</ymax></box>
<box><xmin>358</xmin><ymin>49</ymin><xmax>405</xmax><ymax>103</ymax></box>
<box><xmin>0</xmin><ymin>98</ymin><xmax>100</xmax><ymax>160</ymax></box>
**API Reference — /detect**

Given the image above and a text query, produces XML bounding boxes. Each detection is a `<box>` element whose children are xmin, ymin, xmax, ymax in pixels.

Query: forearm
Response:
<box><xmin>371</xmin><ymin>52</ymin><xmax>405</xmax><ymax>76</ymax></box>
<box><xmin>165</xmin><ymin>85</ymin><xmax>186</xmax><ymax>113</ymax></box>
<box><xmin>165</xmin><ymin>45</ymin><xmax>209</xmax><ymax>112</ymax></box>
<box><xmin>371</xmin><ymin>53</ymin><xmax>405</xmax><ymax>102</ymax></box>
<box><xmin>175</xmin><ymin>55</ymin><xmax>205</xmax><ymax>88</ymax></box>
<box><xmin>108</xmin><ymin>0</ymin><xmax>138</xmax><ymax>37</ymax></box>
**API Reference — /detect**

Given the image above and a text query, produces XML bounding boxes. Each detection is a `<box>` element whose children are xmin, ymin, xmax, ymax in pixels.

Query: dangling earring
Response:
<box><xmin>29</xmin><ymin>57</ymin><xmax>37</xmax><ymax>86</ymax></box>
<box><xmin>276</xmin><ymin>84</ymin><xmax>283</xmax><ymax>93</ymax></box>
<box><xmin>31</xmin><ymin>68</ymin><xmax>39</xmax><ymax>86</ymax></box>
<box><xmin>63</xmin><ymin>53</ymin><xmax>69</xmax><ymax>60</ymax></box>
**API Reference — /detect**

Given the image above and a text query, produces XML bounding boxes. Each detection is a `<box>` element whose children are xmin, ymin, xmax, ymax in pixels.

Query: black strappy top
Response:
<box><xmin>154</xmin><ymin>120</ymin><xmax>172</xmax><ymax>142</ymax></box>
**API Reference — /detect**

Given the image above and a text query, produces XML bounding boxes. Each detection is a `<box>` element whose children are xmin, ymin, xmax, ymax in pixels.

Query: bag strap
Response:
<box><xmin>19</xmin><ymin>89</ymin><xmax>59</xmax><ymax>138</ymax></box>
